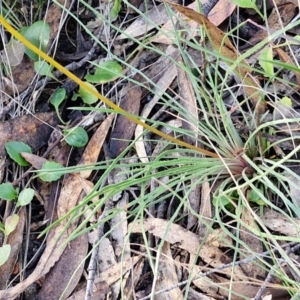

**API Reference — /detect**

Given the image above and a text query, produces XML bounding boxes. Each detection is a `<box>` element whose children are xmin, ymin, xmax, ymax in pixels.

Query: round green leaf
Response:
<box><xmin>63</xmin><ymin>127</ymin><xmax>88</xmax><ymax>148</ymax></box>
<box><xmin>34</xmin><ymin>60</ymin><xmax>57</xmax><ymax>80</ymax></box>
<box><xmin>85</xmin><ymin>60</ymin><xmax>122</xmax><ymax>84</ymax></box>
<box><xmin>0</xmin><ymin>245</ymin><xmax>11</xmax><ymax>267</ymax></box>
<box><xmin>19</xmin><ymin>21</ymin><xmax>50</xmax><ymax>61</ymax></box>
<box><xmin>249</xmin><ymin>190</ymin><xmax>265</xmax><ymax>205</ymax></box>
<box><xmin>17</xmin><ymin>188</ymin><xmax>35</xmax><ymax>207</ymax></box>
<box><xmin>78</xmin><ymin>82</ymin><xmax>98</xmax><ymax>104</ymax></box>
<box><xmin>259</xmin><ymin>46</ymin><xmax>274</xmax><ymax>78</ymax></box>
<box><xmin>5</xmin><ymin>141</ymin><xmax>32</xmax><ymax>166</ymax></box>
<box><xmin>4</xmin><ymin>214</ymin><xmax>19</xmax><ymax>236</ymax></box>
<box><xmin>38</xmin><ymin>161</ymin><xmax>65</xmax><ymax>182</ymax></box>
<box><xmin>0</xmin><ymin>183</ymin><xmax>18</xmax><ymax>201</ymax></box>
<box><xmin>50</xmin><ymin>88</ymin><xmax>67</xmax><ymax>124</ymax></box>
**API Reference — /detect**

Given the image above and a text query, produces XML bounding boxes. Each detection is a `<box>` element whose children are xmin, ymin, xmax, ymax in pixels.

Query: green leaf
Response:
<box><xmin>71</xmin><ymin>92</ymin><xmax>79</xmax><ymax>101</ymax></box>
<box><xmin>230</xmin><ymin>0</ymin><xmax>264</xmax><ymax>19</ymax></box>
<box><xmin>85</xmin><ymin>60</ymin><xmax>122</xmax><ymax>84</ymax></box>
<box><xmin>63</xmin><ymin>127</ymin><xmax>89</xmax><ymax>148</ymax></box>
<box><xmin>50</xmin><ymin>88</ymin><xmax>67</xmax><ymax>124</ymax></box>
<box><xmin>273</xmin><ymin>96</ymin><xmax>293</xmax><ymax>119</ymax></box>
<box><xmin>230</xmin><ymin>0</ymin><xmax>256</xmax><ymax>8</ymax></box>
<box><xmin>0</xmin><ymin>222</ymin><xmax>5</xmax><ymax>234</ymax></box>
<box><xmin>259</xmin><ymin>46</ymin><xmax>274</xmax><ymax>78</ymax></box>
<box><xmin>4</xmin><ymin>214</ymin><xmax>19</xmax><ymax>236</ymax></box>
<box><xmin>5</xmin><ymin>141</ymin><xmax>32</xmax><ymax>166</ymax></box>
<box><xmin>38</xmin><ymin>161</ymin><xmax>64</xmax><ymax>182</ymax></box>
<box><xmin>78</xmin><ymin>82</ymin><xmax>98</xmax><ymax>104</ymax></box>
<box><xmin>34</xmin><ymin>60</ymin><xmax>57</xmax><ymax>80</ymax></box>
<box><xmin>213</xmin><ymin>195</ymin><xmax>230</xmax><ymax>207</ymax></box>
<box><xmin>278</xmin><ymin>96</ymin><xmax>292</xmax><ymax>108</ymax></box>
<box><xmin>19</xmin><ymin>21</ymin><xmax>50</xmax><ymax>61</ymax></box>
<box><xmin>249</xmin><ymin>190</ymin><xmax>265</xmax><ymax>205</ymax></box>
<box><xmin>0</xmin><ymin>245</ymin><xmax>11</xmax><ymax>267</ymax></box>
<box><xmin>17</xmin><ymin>188</ymin><xmax>35</xmax><ymax>207</ymax></box>
<box><xmin>110</xmin><ymin>0</ymin><xmax>122</xmax><ymax>20</ymax></box>
<box><xmin>0</xmin><ymin>183</ymin><xmax>18</xmax><ymax>201</ymax></box>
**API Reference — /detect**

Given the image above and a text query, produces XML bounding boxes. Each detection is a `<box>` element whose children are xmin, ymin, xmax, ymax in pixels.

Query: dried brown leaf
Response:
<box><xmin>20</xmin><ymin>153</ymin><xmax>47</xmax><ymax>169</ymax></box>
<box><xmin>35</xmin><ymin>233</ymin><xmax>88</xmax><ymax>300</ymax></box>
<box><xmin>238</xmin><ymin>211</ymin><xmax>265</xmax><ymax>279</ymax></box>
<box><xmin>261</xmin><ymin>208</ymin><xmax>300</xmax><ymax>236</ymax></box>
<box><xmin>78</xmin><ymin>114</ymin><xmax>114</xmax><ymax>179</ymax></box>
<box><xmin>0</xmin><ymin>112</ymin><xmax>59</xmax><ymax>157</ymax></box>
<box><xmin>207</xmin><ymin>0</ymin><xmax>236</xmax><ymax>26</ymax></box>
<box><xmin>275</xmin><ymin>46</ymin><xmax>300</xmax><ymax>89</ymax></box>
<box><xmin>130</xmin><ymin>218</ymin><xmax>245</xmax><ymax>279</ymax></box>
<box><xmin>246</xmin><ymin>3</ymin><xmax>297</xmax><ymax>47</ymax></box>
<box><xmin>110</xmin><ymin>79</ymin><xmax>142</xmax><ymax>158</ymax></box>
<box><xmin>155</xmin><ymin>242</ymin><xmax>183</xmax><ymax>300</ymax></box>
<box><xmin>67</xmin><ymin>256</ymin><xmax>141</xmax><ymax>299</ymax></box>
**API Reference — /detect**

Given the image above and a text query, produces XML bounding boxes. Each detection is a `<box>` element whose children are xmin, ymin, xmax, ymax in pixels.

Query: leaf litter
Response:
<box><xmin>1</xmin><ymin>0</ymin><xmax>300</xmax><ymax>299</ymax></box>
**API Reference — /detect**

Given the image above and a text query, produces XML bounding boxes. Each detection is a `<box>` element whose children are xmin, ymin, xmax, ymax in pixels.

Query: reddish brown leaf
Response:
<box><xmin>110</xmin><ymin>80</ymin><xmax>142</xmax><ymax>158</ymax></box>
<box><xmin>78</xmin><ymin>114</ymin><xmax>114</xmax><ymax>179</ymax></box>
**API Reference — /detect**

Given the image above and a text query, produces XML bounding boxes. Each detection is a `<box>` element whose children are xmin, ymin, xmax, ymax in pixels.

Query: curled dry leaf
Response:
<box><xmin>130</xmin><ymin>218</ymin><xmax>245</xmax><ymax>279</ymax></box>
<box><xmin>20</xmin><ymin>153</ymin><xmax>47</xmax><ymax>170</ymax></box>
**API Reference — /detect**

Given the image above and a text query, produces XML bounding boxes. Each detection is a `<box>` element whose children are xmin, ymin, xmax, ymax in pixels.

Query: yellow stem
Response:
<box><xmin>0</xmin><ymin>15</ymin><xmax>219</xmax><ymax>158</ymax></box>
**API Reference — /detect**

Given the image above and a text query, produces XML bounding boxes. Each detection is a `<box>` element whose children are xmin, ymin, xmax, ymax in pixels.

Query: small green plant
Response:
<box><xmin>72</xmin><ymin>82</ymin><xmax>98</xmax><ymax>104</ymax></box>
<box><xmin>5</xmin><ymin>141</ymin><xmax>65</xmax><ymax>182</ymax></box>
<box><xmin>50</xmin><ymin>88</ymin><xmax>67</xmax><ymax>124</ymax></box>
<box><xmin>19</xmin><ymin>20</ymin><xmax>50</xmax><ymax>61</ymax></box>
<box><xmin>5</xmin><ymin>141</ymin><xmax>32</xmax><ymax>166</ymax></box>
<box><xmin>63</xmin><ymin>127</ymin><xmax>89</xmax><ymax>148</ymax></box>
<box><xmin>0</xmin><ymin>185</ymin><xmax>35</xmax><ymax>267</ymax></box>
<box><xmin>34</xmin><ymin>60</ymin><xmax>57</xmax><ymax>80</ymax></box>
<box><xmin>84</xmin><ymin>60</ymin><xmax>122</xmax><ymax>83</ymax></box>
